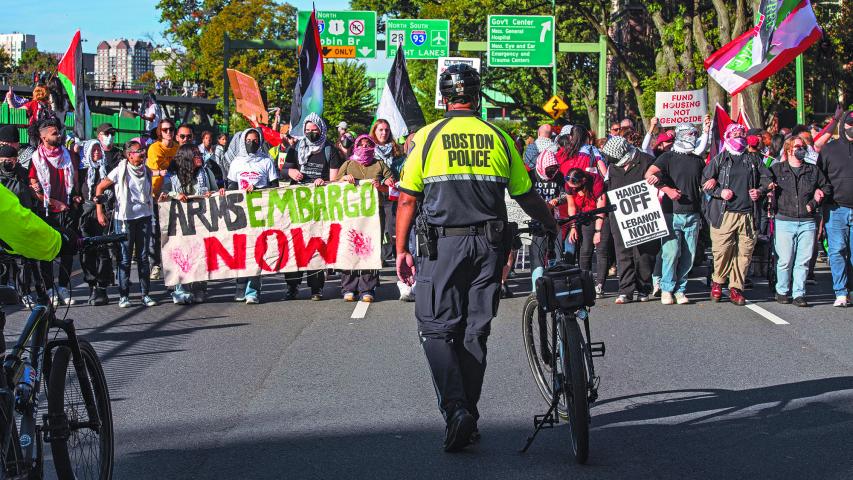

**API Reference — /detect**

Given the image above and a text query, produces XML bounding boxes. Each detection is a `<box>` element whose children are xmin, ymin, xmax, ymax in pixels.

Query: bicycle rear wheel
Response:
<box><xmin>47</xmin><ymin>339</ymin><xmax>114</xmax><ymax>480</ymax></box>
<box><xmin>558</xmin><ymin>313</ymin><xmax>590</xmax><ymax>464</ymax></box>
<box><xmin>521</xmin><ymin>294</ymin><xmax>567</xmax><ymax>418</ymax></box>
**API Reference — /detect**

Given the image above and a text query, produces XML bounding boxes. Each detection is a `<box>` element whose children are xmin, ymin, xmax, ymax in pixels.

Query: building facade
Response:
<box><xmin>0</xmin><ymin>32</ymin><xmax>37</xmax><ymax>64</ymax></box>
<box><xmin>95</xmin><ymin>39</ymin><xmax>153</xmax><ymax>90</ymax></box>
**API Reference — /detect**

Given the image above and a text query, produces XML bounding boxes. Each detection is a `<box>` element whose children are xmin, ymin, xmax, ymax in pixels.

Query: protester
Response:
<box><xmin>770</xmin><ymin>136</ymin><xmax>830</xmax><ymax>307</ymax></box>
<box><xmin>162</xmin><ymin>144</ymin><xmax>224</xmax><ymax>304</ymax></box>
<box><xmin>175</xmin><ymin>124</ymin><xmax>194</xmax><ymax>147</ymax></box>
<box><xmin>5</xmin><ymin>86</ymin><xmax>51</xmax><ymax>126</ymax></box>
<box><xmin>370</xmin><ymin>119</ymin><xmax>406</xmax><ymax>264</ymax></box>
<box><xmin>198</xmin><ymin>130</ymin><xmax>224</xmax><ymax>185</ymax></box>
<box><xmin>139</xmin><ymin>92</ymin><xmax>162</xmax><ymax>137</ymax></box>
<box><xmin>0</xmin><ymin>125</ymin><xmax>21</xmax><ymax>150</ymax></box>
<box><xmin>27</xmin><ymin>117</ymin><xmax>79</xmax><ymax>306</ymax></box>
<box><xmin>96</xmin><ymin>123</ymin><xmax>123</xmax><ymax>171</ymax></box>
<box><xmin>335</xmin><ymin>134</ymin><xmax>395</xmax><ymax>302</ymax></box>
<box><xmin>702</xmin><ymin>123</ymin><xmax>772</xmax><ymax>306</ymax></box>
<box><xmin>146</xmin><ymin>119</ymin><xmax>178</xmax><ymax>280</ymax></box>
<box><xmin>78</xmin><ymin>140</ymin><xmax>115</xmax><ymax>306</ymax></box>
<box><xmin>529</xmin><ymin>147</ymin><xmax>565</xmax><ymax>291</ymax></box>
<box><xmin>0</xmin><ymin>143</ymin><xmax>37</xmax><ymax>307</ymax></box>
<box><xmin>601</xmin><ymin>135</ymin><xmax>656</xmax><ymax>304</ymax></box>
<box><xmin>95</xmin><ymin>140</ymin><xmax>157</xmax><ymax>308</ymax></box>
<box><xmin>524</xmin><ymin>124</ymin><xmax>553</xmax><ymax>170</ymax></box>
<box><xmin>645</xmin><ymin>123</ymin><xmax>706</xmax><ymax>305</ymax></box>
<box><xmin>820</xmin><ymin>110</ymin><xmax>853</xmax><ymax>307</ymax></box>
<box><xmin>280</xmin><ymin>114</ymin><xmax>341</xmax><ymax>300</ymax></box>
<box><xmin>563</xmin><ymin>168</ymin><xmax>607</xmax><ymax>282</ymax></box>
<box><xmin>226</xmin><ymin>128</ymin><xmax>279</xmax><ymax>304</ymax></box>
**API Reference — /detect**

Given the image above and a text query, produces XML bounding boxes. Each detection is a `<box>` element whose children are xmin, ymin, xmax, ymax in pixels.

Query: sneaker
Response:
<box><xmin>710</xmin><ymin>282</ymin><xmax>723</xmax><ymax>302</ymax></box>
<box><xmin>284</xmin><ymin>286</ymin><xmax>298</xmax><ymax>300</ymax></box>
<box><xmin>775</xmin><ymin>294</ymin><xmax>792</xmax><ymax>305</ymax></box>
<box><xmin>142</xmin><ymin>295</ymin><xmax>157</xmax><ymax>307</ymax></box>
<box><xmin>92</xmin><ymin>287</ymin><xmax>108</xmax><ymax>306</ymax></box>
<box><xmin>310</xmin><ymin>291</ymin><xmax>323</xmax><ymax>301</ymax></box>
<box><xmin>118</xmin><ymin>296</ymin><xmax>131</xmax><ymax>308</ymax></box>
<box><xmin>729</xmin><ymin>288</ymin><xmax>746</xmax><ymax>306</ymax></box>
<box><xmin>150</xmin><ymin>265</ymin><xmax>162</xmax><ymax>280</ymax></box>
<box><xmin>443</xmin><ymin>408</ymin><xmax>476</xmax><ymax>453</ymax></box>
<box><xmin>234</xmin><ymin>294</ymin><xmax>246</xmax><ymax>302</ymax></box>
<box><xmin>615</xmin><ymin>294</ymin><xmax>631</xmax><ymax>304</ymax></box>
<box><xmin>833</xmin><ymin>296</ymin><xmax>849</xmax><ymax>308</ymax></box>
<box><xmin>87</xmin><ymin>288</ymin><xmax>98</xmax><ymax>306</ymax></box>
<box><xmin>594</xmin><ymin>283</ymin><xmax>604</xmax><ymax>299</ymax></box>
<box><xmin>55</xmin><ymin>286</ymin><xmax>75</xmax><ymax>306</ymax></box>
<box><xmin>651</xmin><ymin>283</ymin><xmax>661</xmax><ymax>298</ymax></box>
<box><xmin>172</xmin><ymin>292</ymin><xmax>193</xmax><ymax>305</ymax></box>
<box><xmin>398</xmin><ymin>281</ymin><xmax>415</xmax><ymax>302</ymax></box>
<box><xmin>361</xmin><ymin>291</ymin><xmax>375</xmax><ymax>303</ymax></box>
<box><xmin>792</xmin><ymin>296</ymin><xmax>808</xmax><ymax>307</ymax></box>
<box><xmin>245</xmin><ymin>295</ymin><xmax>260</xmax><ymax>304</ymax></box>
<box><xmin>21</xmin><ymin>294</ymin><xmax>35</xmax><ymax>309</ymax></box>
<box><xmin>674</xmin><ymin>292</ymin><xmax>690</xmax><ymax>305</ymax></box>
<box><xmin>660</xmin><ymin>291</ymin><xmax>674</xmax><ymax>305</ymax></box>
<box><xmin>637</xmin><ymin>293</ymin><xmax>650</xmax><ymax>302</ymax></box>
<box><xmin>343</xmin><ymin>291</ymin><xmax>356</xmax><ymax>302</ymax></box>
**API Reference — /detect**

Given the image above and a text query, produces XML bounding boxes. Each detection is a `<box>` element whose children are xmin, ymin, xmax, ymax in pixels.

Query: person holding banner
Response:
<box><xmin>371</xmin><ymin>119</ymin><xmax>407</xmax><ymax>265</ymax></box>
<box><xmin>645</xmin><ymin>124</ymin><xmax>707</xmax><ymax>305</ymax></box>
<box><xmin>226</xmin><ymin>128</ymin><xmax>279</xmax><ymax>304</ymax></box>
<box><xmin>702</xmin><ymin>124</ymin><xmax>772</xmax><ymax>306</ymax></box>
<box><xmin>146</xmin><ymin>119</ymin><xmax>178</xmax><ymax>281</ymax></box>
<box><xmin>600</xmin><ymin>136</ymin><xmax>657</xmax><ymax>304</ymax></box>
<box><xmin>161</xmin><ymin>145</ymin><xmax>225</xmax><ymax>304</ymax></box>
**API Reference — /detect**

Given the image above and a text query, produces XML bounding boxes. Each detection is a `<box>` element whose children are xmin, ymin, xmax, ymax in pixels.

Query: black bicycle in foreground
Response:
<box><xmin>0</xmin><ymin>233</ymin><xmax>123</xmax><ymax>479</ymax></box>
<box><xmin>518</xmin><ymin>205</ymin><xmax>614</xmax><ymax>464</ymax></box>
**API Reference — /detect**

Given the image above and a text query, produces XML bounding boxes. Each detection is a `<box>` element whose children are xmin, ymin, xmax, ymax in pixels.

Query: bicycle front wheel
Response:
<box><xmin>522</xmin><ymin>294</ymin><xmax>568</xmax><ymax>418</ymax></box>
<box><xmin>558</xmin><ymin>313</ymin><xmax>590</xmax><ymax>464</ymax></box>
<box><xmin>47</xmin><ymin>339</ymin><xmax>114</xmax><ymax>480</ymax></box>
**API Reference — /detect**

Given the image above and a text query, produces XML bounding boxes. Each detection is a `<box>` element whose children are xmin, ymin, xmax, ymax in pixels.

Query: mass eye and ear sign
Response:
<box><xmin>487</xmin><ymin>15</ymin><xmax>555</xmax><ymax>67</ymax></box>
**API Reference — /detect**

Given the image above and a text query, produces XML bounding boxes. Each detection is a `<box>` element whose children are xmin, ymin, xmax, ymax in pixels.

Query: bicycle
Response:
<box><xmin>518</xmin><ymin>205</ymin><xmax>614</xmax><ymax>464</ymax></box>
<box><xmin>0</xmin><ymin>233</ymin><xmax>123</xmax><ymax>479</ymax></box>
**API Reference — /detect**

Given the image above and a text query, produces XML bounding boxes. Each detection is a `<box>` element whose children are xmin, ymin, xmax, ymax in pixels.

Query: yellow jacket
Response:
<box><xmin>0</xmin><ymin>184</ymin><xmax>60</xmax><ymax>261</ymax></box>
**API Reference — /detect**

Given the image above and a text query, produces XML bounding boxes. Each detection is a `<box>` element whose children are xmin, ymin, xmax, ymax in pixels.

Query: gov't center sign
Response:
<box><xmin>487</xmin><ymin>15</ymin><xmax>555</xmax><ymax>68</ymax></box>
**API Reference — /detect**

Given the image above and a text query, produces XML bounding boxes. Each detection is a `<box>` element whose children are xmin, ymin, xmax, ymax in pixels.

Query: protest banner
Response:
<box><xmin>654</xmin><ymin>89</ymin><xmax>707</xmax><ymax>126</ymax></box>
<box><xmin>227</xmin><ymin>68</ymin><xmax>268</xmax><ymax>125</ymax></box>
<box><xmin>606</xmin><ymin>180</ymin><xmax>669</xmax><ymax>248</ymax></box>
<box><xmin>434</xmin><ymin>57</ymin><xmax>481</xmax><ymax>109</ymax></box>
<box><xmin>159</xmin><ymin>183</ymin><xmax>382</xmax><ymax>287</ymax></box>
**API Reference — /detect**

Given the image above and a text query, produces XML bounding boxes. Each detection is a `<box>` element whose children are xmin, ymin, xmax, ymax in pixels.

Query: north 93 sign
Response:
<box><xmin>410</xmin><ymin>30</ymin><xmax>427</xmax><ymax>46</ymax></box>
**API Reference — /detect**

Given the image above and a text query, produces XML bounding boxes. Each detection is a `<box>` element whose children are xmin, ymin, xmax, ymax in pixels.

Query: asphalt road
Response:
<box><xmin>3</xmin><ymin>260</ymin><xmax>852</xmax><ymax>480</ymax></box>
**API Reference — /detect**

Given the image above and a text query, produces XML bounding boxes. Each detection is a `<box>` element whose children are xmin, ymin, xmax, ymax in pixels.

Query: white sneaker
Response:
<box><xmin>55</xmin><ymin>286</ymin><xmax>75</xmax><ymax>306</ymax></box>
<box><xmin>674</xmin><ymin>292</ymin><xmax>690</xmax><ymax>305</ymax></box>
<box><xmin>142</xmin><ymin>295</ymin><xmax>157</xmax><ymax>307</ymax></box>
<box><xmin>651</xmin><ymin>283</ymin><xmax>661</xmax><ymax>298</ymax></box>
<box><xmin>398</xmin><ymin>281</ymin><xmax>415</xmax><ymax>302</ymax></box>
<box><xmin>834</xmin><ymin>296</ymin><xmax>849</xmax><ymax>308</ymax></box>
<box><xmin>21</xmin><ymin>294</ymin><xmax>35</xmax><ymax>309</ymax></box>
<box><xmin>660</xmin><ymin>291</ymin><xmax>674</xmax><ymax>305</ymax></box>
<box><xmin>118</xmin><ymin>296</ymin><xmax>131</xmax><ymax>308</ymax></box>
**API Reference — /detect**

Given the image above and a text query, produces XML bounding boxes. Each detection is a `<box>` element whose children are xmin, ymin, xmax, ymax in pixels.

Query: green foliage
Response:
<box><xmin>15</xmin><ymin>48</ymin><xmax>57</xmax><ymax>78</ymax></box>
<box><xmin>0</xmin><ymin>48</ymin><xmax>11</xmax><ymax>72</ymax></box>
<box><xmin>323</xmin><ymin>61</ymin><xmax>375</xmax><ymax>135</ymax></box>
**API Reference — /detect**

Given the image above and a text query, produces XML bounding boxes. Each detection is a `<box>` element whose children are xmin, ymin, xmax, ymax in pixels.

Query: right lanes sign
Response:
<box><xmin>487</xmin><ymin>15</ymin><xmax>555</xmax><ymax>67</ymax></box>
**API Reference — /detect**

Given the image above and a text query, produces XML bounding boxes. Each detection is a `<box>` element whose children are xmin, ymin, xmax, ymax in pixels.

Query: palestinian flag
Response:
<box><xmin>289</xmin><ymin>10</ymin><xmax>323</xmax><ymax>138</ymax></box>
<box><xmin>704</xmin><ymin>0</ymin><xmax>822</xmax><ymax>95</ymax></box>
<box><xmin>57</xmin><ymin>30</ymin><xmax>90</xmax><ymax>139</ymax></box>
<box><xmin>375</xmin><ymin>46</ymin><xmax>425</xmax><ymax>139</ymax></box>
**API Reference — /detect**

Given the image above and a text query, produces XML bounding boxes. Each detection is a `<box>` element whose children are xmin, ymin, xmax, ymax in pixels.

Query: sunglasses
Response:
<box><xmin>610</xmin><ymin>127</ymin><xmax>619</xmax><ymax>133</ymax></box>
<box><xmin>567</xmin><ymin>175</ymin><xmax>585</xmax><ymax>184</ymax></box>
<box><xmin>178</xmin><ymin>134</ymin><xmax>193</xmax><ymax>140</ymax></box>
<box><xmin>127</xmin><ymin>149</ymin><xmax>145</xmax><ymax>154</ymax></box>
<box><xmin>160</xmin><ymin>127</ymin><xmax>174</xmax><ymax>133</ymax></box>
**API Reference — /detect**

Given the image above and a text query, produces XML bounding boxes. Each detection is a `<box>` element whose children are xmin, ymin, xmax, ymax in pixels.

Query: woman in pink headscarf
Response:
<box><xmin>335</xmin><ymin>134</ymin><xmax>396</xmax><ymax>302</ymax></box>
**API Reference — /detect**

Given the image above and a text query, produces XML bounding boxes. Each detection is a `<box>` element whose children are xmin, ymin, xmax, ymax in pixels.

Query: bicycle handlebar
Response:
<box><xmin>80</xmin><ymin>233</ymin><xmax>126</xmax><ymax>250</ymax></box>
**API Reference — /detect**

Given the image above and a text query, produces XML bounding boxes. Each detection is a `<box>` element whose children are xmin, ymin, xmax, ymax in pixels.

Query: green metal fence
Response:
<box><xmin>0</xmin><ymin>104</ymin><xmax>148</xmax><ymax>144</ymax></box>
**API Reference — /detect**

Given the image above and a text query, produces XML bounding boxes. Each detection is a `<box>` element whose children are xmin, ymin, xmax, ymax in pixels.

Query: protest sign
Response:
<box><xmin>606</xmin><ymin>180</ymin><xmax>669</xmax><ymax>248</ymax></box>
<box><xmin>654</xmin><ymin>89</ymin><xmax>707</xmax><ymax>126</ymax></box>
<box><xmin>227</xmin><ymin>68</ymin><xmax>268</xmax><ymax>125</ymax></box>
<box><xmin>159</xmin><ymin>183</ymin><xmax>382</xmax><ymax>287</ymax></box>
<box><xmin>434</xmin><ymin>57</ymin><xmax>481</xmax><ymax>109</ymax></box>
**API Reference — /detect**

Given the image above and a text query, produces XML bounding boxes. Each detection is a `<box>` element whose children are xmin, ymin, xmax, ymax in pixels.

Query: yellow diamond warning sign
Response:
<box><xmin>542</xmin><ymin>95</ymin><xmax>568</xmax><ymax>120</ymax></box>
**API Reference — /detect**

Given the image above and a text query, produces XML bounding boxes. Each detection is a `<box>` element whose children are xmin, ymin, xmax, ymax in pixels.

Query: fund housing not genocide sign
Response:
<box><xmin>159</xmin><ymin>183</ymin><xmax>382</xmax><ymax>286</ymax></box>
<box><xmin>606</xmin><ymin>180</ymin><xmax>669</xmax><ymax>248</ymax></box>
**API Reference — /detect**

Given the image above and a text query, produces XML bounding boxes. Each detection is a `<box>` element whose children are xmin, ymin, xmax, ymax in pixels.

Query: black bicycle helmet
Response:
<box><xmin>438</xmin><ymin>64</ymin><xmax>481</xmax><ymax>105</ymax></box>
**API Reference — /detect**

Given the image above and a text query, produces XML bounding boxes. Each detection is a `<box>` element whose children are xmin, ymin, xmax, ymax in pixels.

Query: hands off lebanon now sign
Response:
<box><xmin>654</xmin><ymin>89</ymin><xmax>707</xmax><ymax>127</ymax></box>
<box><xmin>159</xmin><ymin>184</ymin><xmax>382</xmax><ymax>287</ymax></box>
<box><xmin>606</xmin><ymin>181</ymin><xmax>669</xmax><ymax>248</ymax></box>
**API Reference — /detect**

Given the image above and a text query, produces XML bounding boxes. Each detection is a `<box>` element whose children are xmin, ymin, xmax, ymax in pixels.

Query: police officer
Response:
<box><xmin>395</xmin><ymin>64</ymin><xmax>558</xmax><ymax>452</ymax></box>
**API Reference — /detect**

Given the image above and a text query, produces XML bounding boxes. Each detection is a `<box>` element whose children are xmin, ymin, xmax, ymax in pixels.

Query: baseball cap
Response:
<box><xmin>0</xmin><ymin>125</ymin><xmax>19</xmax><ymax>143</ymax></box>
<box><xmin>656</xmin><ymin>130</ymin><xmax>675</xmax><ymax>144</ymax></box>
<box><xmin>337</xmin><ymin>121</ymin><xmax>348</xmax><ymax>130</ymax></box>
<box><xmin>96</xmin><ymin>123</ymin><xmax>116</xmax><ymax>135</ymax></box>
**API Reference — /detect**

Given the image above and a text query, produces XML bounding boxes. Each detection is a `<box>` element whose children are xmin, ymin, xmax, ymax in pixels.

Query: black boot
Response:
<box><xmin>92</xmin><ymin>287</ymin><xmax>109</xmax><ymax>306</ymax></box>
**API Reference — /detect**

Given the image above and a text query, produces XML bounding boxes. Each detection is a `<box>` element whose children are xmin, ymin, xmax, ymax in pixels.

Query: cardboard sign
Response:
<box><xmin>434</xmin><ymin>57</ymin><xmax>481</xmax><ymax>109</ymax></box>
<box><xmin>654</xmin><ymin>89</ymin><xmax>707</xmax><ymax>126</ymax></box>
<box><xmin>159</xmin><ymin>184</ymin><xmax>382</xmax><ymax>286</ymax></box>
<box><xmin>606</xmin><ymin>181</ymin><xmax>669</xmax><ymax>248</ymax></box>
<box><xmin>227</xmin><ymin>68</ymin><xmax>268</xmax><ymax>125</ymax></box>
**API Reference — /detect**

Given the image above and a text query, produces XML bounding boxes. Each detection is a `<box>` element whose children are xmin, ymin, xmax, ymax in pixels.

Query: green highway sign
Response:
<box><xmin>297</xmin><ymin>11</ymin><xmax>377</xmax><ymax>59</ymax></box>
<box><xmin>385</xmin><ymin>19</ymin><xmax>450</xmax><ymax>59</ymax></box>
<box><xmin>487</xmin><ymin>15</ymin><xmax>554</xmax><ymax>67</ymax></box>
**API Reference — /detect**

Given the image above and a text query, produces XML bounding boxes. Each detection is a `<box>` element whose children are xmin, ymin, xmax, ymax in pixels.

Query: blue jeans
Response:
<box><xmin>660</xmin><ymin>213</ymin><xmax>701</xmax><ymax>294</ymax></box>
<box><xmin>115</xmin><ymin>216</ymin><xmax>152</xmax><ymax>297</ymax></box>
<box><xmin>774</xmin><ymin>219</ymin><xmax>816</xmax><ymax>299</ymax></box>
<box><xmin>826</xmin><ymin>206</ymin><xmax>853</xmax><ymax>297</ymax></box>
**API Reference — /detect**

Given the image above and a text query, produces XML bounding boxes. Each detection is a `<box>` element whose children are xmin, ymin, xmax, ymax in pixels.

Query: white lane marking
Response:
<box><xmin>745</xmin><ymin>301</ymin><xmax>790</xmax><ymax>325</ymax></box>
<box><xmin>351</xmin><ymin>301</ymin><xmax>370</xmax><ymax>319</ymax></box>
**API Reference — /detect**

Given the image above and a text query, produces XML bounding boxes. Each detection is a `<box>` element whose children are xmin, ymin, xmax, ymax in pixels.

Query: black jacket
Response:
<box><xmin>702</xmin><ymin>150</ymin><xmax>772</xmax><ymax>229</ymax></box>
<box><xmin>770</xmin><ymin>161</ymin><xmax>830</xmax><ymax>220</ymax></box>
<box><xmin>820</xmin><ymin>124</ymin><xmax>853</xmax><ymax>208</ymax></box>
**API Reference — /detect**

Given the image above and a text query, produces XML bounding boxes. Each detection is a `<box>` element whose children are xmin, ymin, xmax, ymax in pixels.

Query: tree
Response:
<box><xmin>0</xmin><ymin>48</ymin><xmax>11</xmax><ymax>73</ymax></box>
<box><xmin>15</xmin><ymin>48</ymin><xmax>57</xmax><ymax>83</ymax></box>
<box><xmin>323</xmin><ymin>61</ymin><xmax>375</xmax><ymax>134</ymax></box>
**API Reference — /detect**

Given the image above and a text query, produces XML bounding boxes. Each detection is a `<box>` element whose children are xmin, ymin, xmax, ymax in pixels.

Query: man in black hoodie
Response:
<box><xmin>821</xmin><ymin>111</ymin><xmax>853</xmax><ymax>308</ymax></box>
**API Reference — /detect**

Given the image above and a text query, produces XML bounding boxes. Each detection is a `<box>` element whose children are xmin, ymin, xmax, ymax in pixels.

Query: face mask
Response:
<box><xmin>245</xmin><ymin>140</ymin><xmax>260</xmax><ymax>154</ymax></box>
<box><xmin>725</xmin><ymin>136</ymin><xmax>747</xmax><ymax>154</ymax></box>
<box><xmin>100</xmin><ymin>135</ymin><xmax>113</xmax><ymax>148</ymax></box>
<box><xmin>1</xmin><ymin>161</ymin><xmax>14</xmax><ymax>172</ymax></box>
<box><xmin>793</xmin><ymin>148</ymin><xmax>807</xmax><ymax>161</ymax></box>
<box><xmin>306</xmin><ymin>131</ymin><xmax>321</xmax><ymax>143</ymax></box>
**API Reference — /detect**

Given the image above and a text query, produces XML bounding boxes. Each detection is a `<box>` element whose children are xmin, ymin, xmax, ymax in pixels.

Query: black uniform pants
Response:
<box><xmin>577</xmin><ymin>218</ymin><xmax>612</xmax><ymax>285</ymax></box>
<box><xmin>79</xmin><ymin>203</ymin><xmax>114</xmax><ymax>288</ymax></box>
<box><xmin>610</xmin><ymin>216</ymin><xmax>656</xmax><ymax>297</ymax></box>
<box><xmin>414</xmin><ymin>234</ymin><xmax>502</xmax><ymax>422</ymax></box>
<box><xmin>284</xmin><ymin>270</ymin><xmax>325</xmax><ymax>293</ymax></box>
<box><xmin>40</xmin><ymin>211</ymin><xmax>76</xmax><ymax>290</ymax></box>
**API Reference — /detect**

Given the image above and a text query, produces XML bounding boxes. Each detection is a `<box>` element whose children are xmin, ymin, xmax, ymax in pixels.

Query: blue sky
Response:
<box><xmin>10</xmin><ymin>0</ymin><xmax>350</xmax><ymax>53</ymax></box>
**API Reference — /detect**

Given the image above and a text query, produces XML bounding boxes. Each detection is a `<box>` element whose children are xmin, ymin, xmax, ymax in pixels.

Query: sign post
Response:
<box><xmin>487</xmin><ymin>15</ymin><xmax>555</xmax><ymax>68</ymax></box>
<box><xmin>386</xmin><ymin>19</ymin><xmax>449</xmax><ymax>59</ymax></box>
<box><xmin>297</xmin><ymin>11</ymin><xmax>377</xmax><ymax>59</ymax></box>
<box><xmin>606</xmin><ymin>181</ymin><xmax>669</xmax><ymax>248</ymax></box>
